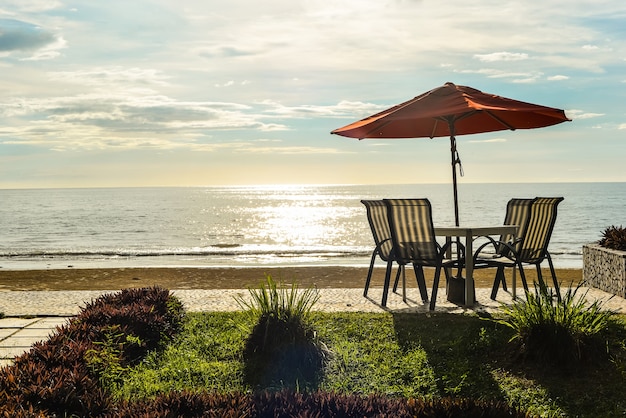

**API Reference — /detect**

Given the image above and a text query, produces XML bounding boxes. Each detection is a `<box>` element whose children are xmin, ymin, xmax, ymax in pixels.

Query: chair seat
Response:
<box><xmin>475</xmin><ymin>254</ymin><xmax>515</xmax><ymax>264</ymax></box>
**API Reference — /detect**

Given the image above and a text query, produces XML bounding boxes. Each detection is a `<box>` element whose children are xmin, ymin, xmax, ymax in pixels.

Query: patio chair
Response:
<box><xmin>361</xmin><ymin>200</ymin><xmax>401</xmax><ymax>297</ymax></box>
<box><xmin>474</xmin><ymin>197</ymin><xmax>564</xmax><ymax>300</ymax></box>
<box><xmin>383</xmin><ymin>198</ymin><xmax>464</xmax><ymax>310</ymax></box>
<box><xmin>475</xmin><ymin>198</ymin><xmax>536</xmax><ymax>296</ymax></box>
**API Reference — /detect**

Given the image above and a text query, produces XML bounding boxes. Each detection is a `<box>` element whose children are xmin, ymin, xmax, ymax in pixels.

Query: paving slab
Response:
<box><xmin>0</xmin><ymin>317</ymin><xmax>40</xmax><ymax>328</ymax></box>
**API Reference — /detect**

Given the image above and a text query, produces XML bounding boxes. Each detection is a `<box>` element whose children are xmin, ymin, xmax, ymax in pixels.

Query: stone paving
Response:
<box><xmin>1</xmin><ymin>286</ymin><xmax>625</xmax><ymax>366</ymax></box>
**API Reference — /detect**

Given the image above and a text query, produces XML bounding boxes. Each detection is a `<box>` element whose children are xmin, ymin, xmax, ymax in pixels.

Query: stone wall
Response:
<box><xmin>582</xmin><ymin>243</ymin><xmax>626</xmax><ymax>298</ymax></box>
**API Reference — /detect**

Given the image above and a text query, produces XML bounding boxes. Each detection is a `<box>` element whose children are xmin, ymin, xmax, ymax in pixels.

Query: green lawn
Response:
<box><xmin>116</xmin><ymin>311</ymin><xmax>626</xmax><ymax>417</ymax></box>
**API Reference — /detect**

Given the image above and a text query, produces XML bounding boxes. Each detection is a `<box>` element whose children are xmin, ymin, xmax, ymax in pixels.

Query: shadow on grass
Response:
<box><xmin>391</xmin><ymin>312</ymin><xmax>509</xmax><ymax>401</ymax></box>
<box><xmin>391</xmin><ymin>312</ymin><xmax>626</xmax><ymax>417</ymax></box>
<box><xmin>503</xmin><ymin>317</ymin><xmax>626</xmax><ymax>417</ymax></box>
<box><xmin>242</xmin><ymin>316</ymin><xmax>327</xmax><ymax>390</ymax></box>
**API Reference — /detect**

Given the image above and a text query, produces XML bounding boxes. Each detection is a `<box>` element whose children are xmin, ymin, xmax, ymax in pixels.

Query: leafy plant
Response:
<box><xmin>598</xmin><ymin>225</ymin><xmax>626</xmax><ymax>251</ymax></box>
<box><xmin>235</xmin><ymin>274</ymin><xmax>327</xmax><ymax>388</ymax></box>
<box><xmin>496</xmin><ymin>282</ymin><xmax>617</xmax><ymax>367</ymax></box>
<box><xmin>236</xmin><ymin>273</ymin><xmax>320</xmax><ymax>321</ymax></box>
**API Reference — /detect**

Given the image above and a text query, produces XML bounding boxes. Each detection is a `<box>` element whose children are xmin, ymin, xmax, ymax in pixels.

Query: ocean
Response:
<box><xmin>1</xmin><ymin>183</ymin><xmax>624</xmax><ymax>270</ymax></box>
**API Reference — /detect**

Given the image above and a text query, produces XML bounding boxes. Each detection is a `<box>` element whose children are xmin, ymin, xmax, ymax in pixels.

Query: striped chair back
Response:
<box><xmin>384</xmin><ymin>198</ymin><xmax>439</xmax><ymax>263</ymax></box>
<box><xmin>499</xmin><ymin>198</ymin><xmax>536</xmax><ymax>255</ymax></box>
<box><xmin>361</xmin><ymin>200</ymin><xmax>394</xmax><ymax>261</ymax></box>
<box><xmin>517</xmin><ymin>197</ymin><xmax>564</xmax><ymax>263</ymax></box>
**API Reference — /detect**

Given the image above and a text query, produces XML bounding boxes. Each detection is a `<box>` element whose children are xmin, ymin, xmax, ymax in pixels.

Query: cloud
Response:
<box><xmin>239</xmin><ymin>144</ymin><xmax>343</xmax><ymax>154</ymax></box>
<box><xmin>198</xmin><ymin>45</ymin><xmax>257</xmax><ymax>58</ymax></box>
<box><xmin>0</xmin><ymin>19</ymin><xmax>58</xmax><ymax>52</ymax></box>
<box><xmin>566</xmin><ymin>109</ymin><xmax>605</xmax><ymax>120</ymax></box>
<box><xmin>456</xmin><ymin>68</ymin><xmax>543</xmax><ymax>83</ymax></box>
<box><xmin>547</xmin><ymin>75</ymin><xmax>569</xmax><ymax>81</ymax></box>
<box><xmin>0</xmin><ymin>0</ymin><xmax>62</xmax><ymax>13</ymax></box>
<box><xmin>0</xmin><ymin>83</ymin><xmax>301</xmax><ymax>151</ymax></box>
<box><xmin>474</xmin><ymin>52</ymin><xmax>529</xmax><ymax>62</ymax></box>
<box><xmin>259</xmin><ymin>100</ymin><xmax>387</xmax><ymax>119</ymax></box>
<box><xmin>49</xmin><ymin>67</ymin><xmax>171</xmax><ymax>86</ymax></box>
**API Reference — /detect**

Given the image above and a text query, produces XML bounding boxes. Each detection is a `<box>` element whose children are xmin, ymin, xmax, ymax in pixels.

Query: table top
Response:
<box><xmin>434</xmin><ymin>225</ymin><xmax>518</xmax><ymax>236</ymax></box>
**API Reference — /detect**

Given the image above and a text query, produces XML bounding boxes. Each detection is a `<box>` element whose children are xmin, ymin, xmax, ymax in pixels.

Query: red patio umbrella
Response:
<box><xmin>331</xmin><ymin>82</ymin><xmax>570</xmax><ymax>226</ymax></box>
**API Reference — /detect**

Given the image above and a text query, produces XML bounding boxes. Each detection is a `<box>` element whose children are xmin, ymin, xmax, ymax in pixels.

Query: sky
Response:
<box><xmin>1</xmin><ymin>0</ymin><xmax>625</xmax><ymax>189</ymax></box>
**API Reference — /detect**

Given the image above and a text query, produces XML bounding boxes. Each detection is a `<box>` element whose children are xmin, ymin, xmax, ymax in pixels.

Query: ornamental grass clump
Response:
<box><xmin>236</xmin><ymin>274</ymin><xmax>327</xmax><ymax>388</ymax></box>
<box><xmin>497</xmin><ymin>282</ymin><xmax>616</xmax><ymax>368</ymax></box>
<box><xmin>598</xmin><ymin>225</ymin><xmax>626</xmax><ymax>251</ymax></box>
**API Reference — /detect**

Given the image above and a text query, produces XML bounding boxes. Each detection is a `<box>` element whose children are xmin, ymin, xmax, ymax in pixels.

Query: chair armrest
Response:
<box><xmin>472</xmin><ymin>238</ymin><xmax>518</xmax><ymax>264</ymax></box>
<box><xmin>439</xmin><ymin>239</ymin><xmax>466</xmax><ymax>261</ymax></box>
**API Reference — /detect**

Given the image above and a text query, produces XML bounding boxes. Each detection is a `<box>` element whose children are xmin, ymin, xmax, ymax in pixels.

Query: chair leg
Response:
<box><xmin>429</xmin><ymin>266</ymin><xmax>443</xmax><ymax>311</ymax></box>
<box><xmin>364</xmin><ymin>251</ymin><xmax>377</xmax><ymax>297</ymax></box>
<box><xmin>381</xmin><ymin>259</ymin><xmax>394</xmax><ymax>307</ymax></box>
<box><xmin>402</xmin><ymin>266</ymin><xmax>407</xmax><ymax>302</ymax></box>
<box><xmin>490</xmin><ymin>266</ymin><xmax>506</xmax><ymax>300</ymax></box>
<box><xmin>535</xmin><ymin>264</ymin><xmax>546</xmax><ymax>288</ymax></box>
<box><xmin>392</xmin><ymin>265</ymin><xmax>403</xmax><ymax>292</ymax></box>
<box><xmin>412</xmin><ymin>264</ymin><xmax>429</xmax><ymax>303</ymax></box>
<box><xmin>547</xmin><ymin>255</ymin><xmax>561</xmax><ymax>301</ymax></box>
<box><xmin>518</xmin><ymin>264</ymin><xmax>528</xmax><ymax>292</ymax></box>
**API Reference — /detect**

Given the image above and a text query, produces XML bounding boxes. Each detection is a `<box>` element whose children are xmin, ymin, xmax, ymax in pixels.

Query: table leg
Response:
<box><xmin>402</xmin><ymin>266</ymin><xmax>406</xmax><ymax>303</ymax></box>
<box><xmin>512</xmin><ymin>265</ymin><xmax>517</xmax><ymax>299</ymax></box>
<box><xmin>444</xmin><ymin>236</ymin><xmax>452</xmax><ymax>278</ymax></box>
<box><xmin>465</xmin><ymin>231</ymin><xmax>475</xmax><ymax>306</ymax></box>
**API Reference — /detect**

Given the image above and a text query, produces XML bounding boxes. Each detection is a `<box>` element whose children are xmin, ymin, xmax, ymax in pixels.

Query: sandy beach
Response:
<box><xmin>0</xmin><ymin>266</ymin><xmax>582</xmax><ymax>291</ymax></box>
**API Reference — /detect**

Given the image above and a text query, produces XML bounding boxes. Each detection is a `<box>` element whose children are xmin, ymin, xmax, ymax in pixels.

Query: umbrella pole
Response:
<box><xmin>450</xmin><ymin>135</ymin><xmax>460</xmax><ymax>227</ymax></box>
<box><xmin>450</xmin><ymin>134</ymin><xmax>463</xmax><ymax>277</ymax></box>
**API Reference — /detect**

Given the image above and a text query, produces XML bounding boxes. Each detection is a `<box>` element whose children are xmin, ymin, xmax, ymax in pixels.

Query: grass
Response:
<box><xmin>115</xmin><ymin>310</ymin><xmax>626</xmax><ymax>417</ymax></box>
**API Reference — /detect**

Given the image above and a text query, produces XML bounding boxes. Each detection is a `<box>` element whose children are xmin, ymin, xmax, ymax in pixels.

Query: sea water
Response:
<box><xmin>1</xmin><ymin>183</ymin><xmax>624</xmax><ymax>270</ymax></box>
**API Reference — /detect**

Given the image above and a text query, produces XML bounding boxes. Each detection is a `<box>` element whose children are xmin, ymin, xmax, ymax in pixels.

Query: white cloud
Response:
<box><xmin>21</xmin><ymin>35</ymin><xmax>66</xmax><ymax>60</ymax></box>
<box><xmin>49</xmin><ymin>67</ymin><xmax>171</xmax><ymax>86</ymax></box>
<box><xmin>547</xmin><ymin>75</ymin><xmax>569</xmax><ymax>81</ymax></box>
<box><xmin>566</xmin><ymin>109</ymin><xmax>605</xmax><ymax>120</ymax></box>
<box><xmin>259</xmin><ymin>100</ymin><xmax>387</xmax><ymax>119</ymax></box>
<box><xmin>456</xmin><ymin>68</ymin><xmax>543</xmax><ymax>82</ymax></box>
<box><xmin>0</xmin><ymin>0</ymin><xmax>62</xmax><ymax>14</ymax></box>
<box><xmin>474</xmin><ymin>52</ymin><xmax>529</xmax><ymax>62</ymax></box>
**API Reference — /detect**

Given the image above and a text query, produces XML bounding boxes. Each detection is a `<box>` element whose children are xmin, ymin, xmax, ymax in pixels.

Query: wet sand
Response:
<box><xmin>0</xmin><ymin>266</ymin><xmax>582</xmax><ymax>291</ymax></box>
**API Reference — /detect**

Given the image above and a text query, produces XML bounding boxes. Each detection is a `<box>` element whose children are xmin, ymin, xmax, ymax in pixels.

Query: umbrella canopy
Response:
<box><xmin>331</xmin><ymin>82</ymin><xmax>570</xmax><ymax>225</ymax></box>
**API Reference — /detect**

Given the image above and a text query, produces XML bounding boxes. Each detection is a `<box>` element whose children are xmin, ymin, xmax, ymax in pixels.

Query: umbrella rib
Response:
<box><xmin>430</xmin><ymin>119</ymin><xmax>439</xmax><ymax>138</ymax></box>
<box><xmin>360</xmin><ymin>119</ymin><xmax>396</xmax><ymax>139</ymax></box>
<box><xmin>484</xmin><ymin>110</ymin><xmax>516</xmax><ymax>130</ymax></box>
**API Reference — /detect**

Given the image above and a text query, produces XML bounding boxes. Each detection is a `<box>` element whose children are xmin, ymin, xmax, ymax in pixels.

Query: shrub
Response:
<box><xmin>496</xmin><ymin>282</ymin><xmax>616</xmax><ymax>368</ymax></box>
<box><xmin>114</xmin><ymin>389</ymin><xmax>531</xmax><ymax>417</ymax></box>
<box><xmin>0</xmin><ymin>286</ymin><xmax>184</xmax><ymax>417</ymax></box>
<box><xmin>235</xmin><ymin>275</ymin><xmax>328</xmax><ymax>388</ymax></box>
<box><xmin>598</xmin><ymin>225</ymin><xmax>626</xmax><ymax>251</ymax></box>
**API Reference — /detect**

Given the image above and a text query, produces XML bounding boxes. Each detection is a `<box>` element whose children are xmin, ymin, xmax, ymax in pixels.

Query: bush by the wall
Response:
<box><xmin>598</xmin><ymin>225</ymin><xmax>626</xmax><ymax>251</ymax></box>
<box><xmin>497</xmin><ymin>282</ymin><xmax>616</xmax><ymax>368</ymax></box>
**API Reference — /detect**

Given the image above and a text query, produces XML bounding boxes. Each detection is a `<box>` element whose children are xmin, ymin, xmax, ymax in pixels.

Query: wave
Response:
<box><xmin>0</xmin><ymin>245</ymin><xmax>372</xmax><ymax>259</ymax></box>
